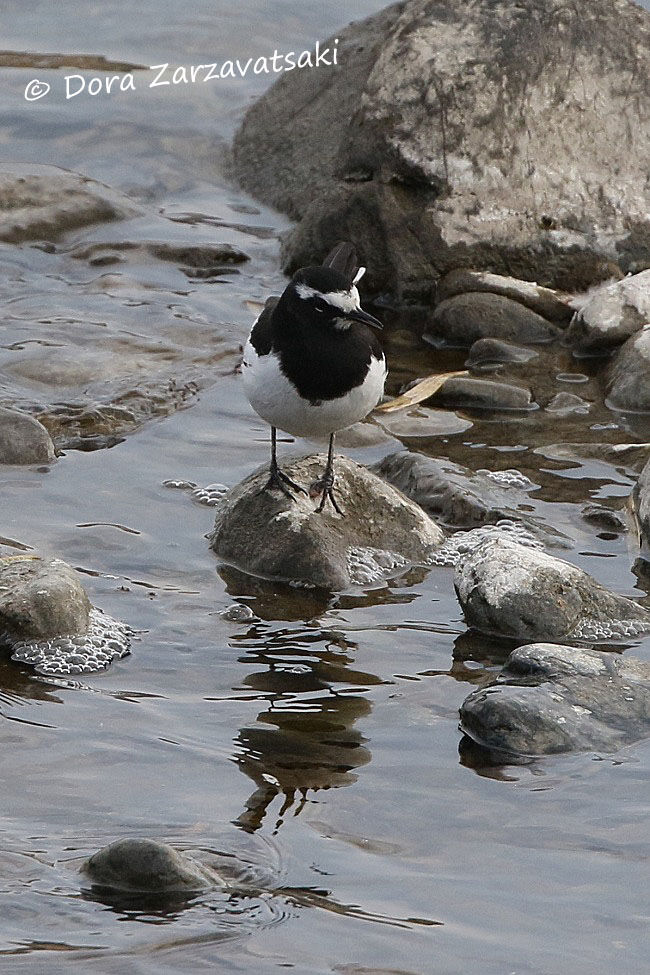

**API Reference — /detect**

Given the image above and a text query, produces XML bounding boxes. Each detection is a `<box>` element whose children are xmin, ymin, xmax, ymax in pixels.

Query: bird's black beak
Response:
<box><xmin>347</xmin><ymin>307</ymin><xmax>383</xmax><ymax>330</ymax></box>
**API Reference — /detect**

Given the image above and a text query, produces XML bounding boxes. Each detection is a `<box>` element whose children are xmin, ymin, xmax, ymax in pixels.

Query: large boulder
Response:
<box><xmin>566</xmin><ymin>270</ymin><xmax>650</xmax><ymax>354</ymax></box>
<box><xmin>209</xmin><ymin>453</ymin><xmax>444</xmax><ymax>589</ymax></box>
<box><xmin>454</xmin><ymin>536</ymin><xmax>650</xmax><ymax>641</ymax></box>
<box><xmin>233</xmin><ymin>0</ymin><xmax>650</xmax><ymax>299</ymax></box>
<box><xmin>460</xmin><ymin>643</ymin><xmax>650</xmax><ymax>756</ymax></box>
<box><xmin>607</xmin><ymin>325</ymin><xmax>650</xmax><ymax>413</ymax></box>
<box><xmin>0</xmin><ymin>406</ymin><xmax>55</xmax><ymax>464</ymax></box>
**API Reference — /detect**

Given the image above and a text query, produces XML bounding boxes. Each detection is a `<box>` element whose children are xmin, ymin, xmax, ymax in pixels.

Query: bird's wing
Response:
<box><xmin>322</xmin><ymin>241</ymin><xmax>359</xmax><ymax>286</ymax></box>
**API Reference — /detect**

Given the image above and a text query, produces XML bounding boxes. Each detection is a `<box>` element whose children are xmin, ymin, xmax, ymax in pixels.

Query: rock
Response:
<box><xmin>233</xmin><ymin>0</ymin><xmax>650</xmax><ymax>298</ymax></box>
<box><xmin>375</xmin><ymin>407</ymin><xmax>472</xmax><ymax>439</ymax></box>
<box><xmin>0</xmin><ymin>556</ymin><xmax>90</xmax><ymax>641</ymax></box>
<box><xmin>437</xmin><ymin>269</ymin><xmax>573</xmax><ymax>323</ymax></box>
<box><xmin>545</xmin><ymin>392</ymin><xmax>591</xmax><ymax>415</ymax></box>
<box><xmin>607</xmin><ymin>326</ymin><xmax>650</xmax><ymax>413</ymax></box>
<box><xmin>0</xmin><ymin>407</ymin><xmax>55</xmax><ymax>464</ymax></box>
<box><xmin>0</xmin><ymin>164</ymin><xmax>138</xmax><ymax>242</ymax></box>
<box><xmin>0</xmin><ymin>555</ymin><xmax>131</xmax><ymax>675</ymax></box>
<box><xmin>209</xmin><ymin>454</ymin><xmax>444</xmax><ymax>589</ymax></box>
<box><xmin>581</xmin><ymin>503</ymin><xmax>629</xmax><ymax>534</ymax></box>
<box><xmin>82</xmin><ymin>839</ymin><xmax>222</xmax><ymax>893</ymax></box>
<box><xmin>427</xmin><ymin>294</ymin><xmax>560</xmax><ymax>347</ymax></box>
<box><xmin>454</xmin><ymin>537</ymin><xmax>650</xmax><ymax>642</ymax></box>
<box><xmin>430</xmin><ymin>376</ymin><xmax>533</xmax><ymax>411</ymax></box>
<box><xmin>374</xmin><ymin>451</ymin><xmax>524</xmax><ymax>529</ymax></box>
<box><xmin>567</xmin><ymin>270</ymin><xmax>650</xmax><ymax>354</ymax></box>
<box><xmin>634</xmin><ymin>459</ymin><xmax>650</xmax><ymax>562</ymax></box>
<box><xmin>460</xmin><ymin>643</ymin><xmax>650</xmax><ymax>756</ymax></box>
<box><xmin>466</xmin><ymin>338</ymin><xmax>538</xmax><ymax>371</ymax></box>
<box><xmin>535</xmin><ymin>441</ymin><xmax>650</xmax><ymax>474</ymax></box>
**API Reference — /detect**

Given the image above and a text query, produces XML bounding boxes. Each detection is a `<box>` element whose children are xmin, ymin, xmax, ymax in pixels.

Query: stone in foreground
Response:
<box><xmin>454</xmin><ymin>537</ymin><xmax>650</xmax><ymax>642</ymax></box>
<box><xmin>0</xmin><ymin>407</ymin><xmax>55</xmax><ymax>464</ymax></box>
<box><xmin>460</xmin><ymin>643</ymin><xmax>650</xmax><ymax>755</ymax></box>
<box><xmin>83</xmin><ymin>839</ymin><xmax>223</xmax><ymax>893</ymax></box>
<box><xmin>0</xmin><ymin>555</ymin><xmax>131</xmax><ymax>674</ymax></box>
<box><xmin>210</xmin><ymin>454</ymin><xmax>444</xmax><ymax>589</ymax></box>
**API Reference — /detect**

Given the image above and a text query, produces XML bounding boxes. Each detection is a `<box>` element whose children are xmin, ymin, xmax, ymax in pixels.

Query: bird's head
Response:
<box><xmin>283</xmin><ymin>265</ymin><xmax>382</xmax><ymax>332</ymax></box>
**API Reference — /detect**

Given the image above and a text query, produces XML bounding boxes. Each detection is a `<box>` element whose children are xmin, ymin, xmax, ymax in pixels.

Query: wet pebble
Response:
<box><xmin>427</xmin><ymin>293</ymin><xmax>560</xmax><ymax>347</ymax></box>
<box><xmin>430</xmin><ymin>376</ymin><xmax>534</xmax><ymax>411</ymax></box>
<box><xmin>83</xmin><ymin>838</ymin><xmax>224</xmax><ymax>893</ymax></box>
<box><xmin>465</xmin><ymin>337</ymin><xmax>538</xmax><ymax>371</ymax></box>
<box><xmin>0</xmin><ymin>407</ymin><xmax>55</xmax><ymax>465</ymax></box>
<box><xmin>545</xmin><ymin>391</ymin><xmax>591</xmax><ymax>415</ymax></box>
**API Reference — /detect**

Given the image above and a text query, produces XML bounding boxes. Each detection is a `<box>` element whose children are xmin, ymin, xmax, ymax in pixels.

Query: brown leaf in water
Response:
<box><xmin>374</xmin><ymin>370</ymin><xmax>469</xmax><ymax>413</ymax></box>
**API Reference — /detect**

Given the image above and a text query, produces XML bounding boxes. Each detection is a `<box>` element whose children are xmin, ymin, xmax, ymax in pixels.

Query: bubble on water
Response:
<box><xmin>477</xmin><ymin>468</ymin><xmax>535</xmax><ymax>490</ymax></box>
<box><xmin>7</xmin><ymin>608</ymin><xmax>132</xmax><ymax>675</ymax></box>
<box><xmin>191</xmin><ymin>483</ymin><xmax>229</xmax><ymax>506</ymax></box>
<box><xmin>220</xmin><ymin>603</ymin><xmax>256</xmax><ymax>623</ymax></box>
<box><xmin>570</xmin><ymin>616</ymin><xmax>649</xmax><ymax>642</ymax></box>
<box><xmin>162</xmin><ymin>478</ymin><xmax>197</xmax><ymax>490</ymax></box>
<box><xmin>427</xmin><ymin>521</ymin><xmax>544</xmax><ymax>568</ymax></box>
<box><xmin>347</xmin><ymin>546</ymin><xmax>408</xmax><ymax>585</ymax></box>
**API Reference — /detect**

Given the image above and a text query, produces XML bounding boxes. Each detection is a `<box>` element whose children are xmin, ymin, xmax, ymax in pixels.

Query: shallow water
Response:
<box><xmin>1</xmin><ymin>2</ymin><xmax>650</xmax><ymax>973</ymax></box>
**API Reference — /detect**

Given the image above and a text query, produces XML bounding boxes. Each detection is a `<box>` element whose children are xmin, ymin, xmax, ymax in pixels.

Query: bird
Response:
<box><xmin>241</xmin><ymin>241</ymin><xmax>386</xmax><ymax>514</ymax></box>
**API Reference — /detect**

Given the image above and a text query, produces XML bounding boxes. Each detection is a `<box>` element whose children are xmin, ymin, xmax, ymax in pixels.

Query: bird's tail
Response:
<box><xmin>322</xmin><ymin>241</ymin><xmax>365</xmax><ymax>287</ymax></box>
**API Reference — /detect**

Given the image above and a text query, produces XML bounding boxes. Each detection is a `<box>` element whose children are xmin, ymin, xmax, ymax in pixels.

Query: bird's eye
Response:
<box><xmin>314</xmin><ymin>298</ymin><xmax>328</xmax><ymax>314</ymax></box>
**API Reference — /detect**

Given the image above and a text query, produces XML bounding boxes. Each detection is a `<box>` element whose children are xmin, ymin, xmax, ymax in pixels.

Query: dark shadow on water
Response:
<box><xmin>458</xmin><ymin>732</ymin><xmax>534</xmax><ymax>781</ymax></box>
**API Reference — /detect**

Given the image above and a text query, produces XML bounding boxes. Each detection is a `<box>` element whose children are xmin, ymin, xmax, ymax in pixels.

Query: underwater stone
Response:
<box><xmin>83</xmin><ymin>838</ymin><xmax>223</xmax><ymax>893</ymax></box>
<box><xmin>454</xmin><ymin>537</ymin><xmax>650</xmax><ymax>642</ymax></box>
<box><xmin>460</xmin><ymin>643</ymin><xmax>650</xmax><ymax>756</ymax></box>
<box><xmin>209</xmin><ymin>453</ymin><xmax>444</xmax><ymax>589</ymax></box>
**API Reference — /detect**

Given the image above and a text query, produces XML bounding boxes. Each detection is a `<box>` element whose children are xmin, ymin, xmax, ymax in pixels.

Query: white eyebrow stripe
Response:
<box><xmin>296</xmin><ymin>283</ymin><xmax>360</xmax><ymax>313</ymax></box>
<box><xmin>353</xmin><ymin>266</ymin><xmax>366</xmax><ymax>285</ymax></box>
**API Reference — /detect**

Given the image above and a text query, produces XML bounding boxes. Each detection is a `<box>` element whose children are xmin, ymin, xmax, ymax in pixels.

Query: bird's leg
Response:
<box><xmin>262</xmin><ymin>426</ymin><xmax>306</xmax><ymax>498</ymax></box>
<box><xmin>311</xmin><ymin>433</ymin><xmax>343</xmax><ymax>514</ymax></box>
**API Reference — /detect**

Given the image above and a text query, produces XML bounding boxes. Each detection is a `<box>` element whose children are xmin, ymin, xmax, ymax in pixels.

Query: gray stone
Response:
<box><xmin>634</xmin><ymin>459</ymin><xmax>650</xmax><ymax>562</ymax></box>
<box><xmin>581</xmin><ymin>503</ymin><xmax>629</xmax><ymax>533</ymax></box>
<box><xmin>0</xmin><ymin>556</ymin><xmax>90</xmax><ymax>641</ymax></box>
<box><xmin>437</xmin><ymin>269</ymin><xmax>573</xmax><ymax>323</ymax></box>
<box><xmin>460</xmin><ymin>643</ymin><xmax>650</xmax><ymax>756</ymax></box>
<box><xmin>545</xmin><ymin>392</ymin><xmax>591</xmax><ymax>415</ymax></box>
<box><xmin>427</xmin><ymin>293</ymin><xmax>560</xmax><ymax>347</ymax></box>
<box><xmin>209</xmin><ymin>454</ymin><xmax>444</xmax><ymax>589</ymax></box>
<box><xmin>0</xmin><ymin>407</ymin><xmax>55</xmax><ymax>464</ymax></box>
<box><xmin>466</xmin><ymin>338</ymin><xmax>538</xmax><ymax>371</ymax></box>
<box><xmin>567</xmin><ymin>270</ymin><xmax>650</xmax><ymax>354</ymax></box>
<box><xmin>429</xmin><ymin>376</ymin><xmax>533</xmax><ymax>411</ymax></box>
<box><xmin>82</xmin><ymin>839</ymin><xmax>223</xmax><ymax>893</ymax></box>
<box><xmin>233</xmin><ymin>0</ymin><xmax>650</xmax><ymax>298</ymax></box>
<box><xmin>607</xmin><ymin>326</ymin><xmax>650</xmax><ymax>413</ymax></box>
<box><xmin>0</xmin><ymin>164</ymin><xmax>138</xmax><ymax>243</ymax></box>
<box><xmin>454</xmin><ymin>537</ymin><xmax>650</xmax><ymax>642</ymax></box>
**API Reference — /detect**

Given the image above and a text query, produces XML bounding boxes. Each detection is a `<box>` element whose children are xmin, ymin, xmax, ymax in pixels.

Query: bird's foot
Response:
<box><xmin>262</xmin><ymin>466</ymin><xmax>307</xmax><ymax>500</ymax></box>
<box><xmin>309</xmin><ymin>473</ymin><xmax>343</xmax><ymax>515</ymax></box>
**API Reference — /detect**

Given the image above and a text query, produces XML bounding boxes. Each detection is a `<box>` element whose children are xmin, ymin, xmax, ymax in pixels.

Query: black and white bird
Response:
<box><xmin>242</xmin><ymin>242</ymin><xmax>386</xmax><ymax>513</ymax></box>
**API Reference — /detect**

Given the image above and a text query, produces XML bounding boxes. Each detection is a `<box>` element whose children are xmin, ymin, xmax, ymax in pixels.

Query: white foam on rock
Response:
<box><xmin>427</xmin><ymin>521</ymin><xmax>544</xmax><ymax>568</ymax></box>
<box><xmin>347</xmin><ymin>546</ymin><xmax>408</xmax><ymax>585</ymax></box>
<box><xmin>6</xmin><ymin>607</ymin><xmax>132</xmax><ymax>675</ymax></box>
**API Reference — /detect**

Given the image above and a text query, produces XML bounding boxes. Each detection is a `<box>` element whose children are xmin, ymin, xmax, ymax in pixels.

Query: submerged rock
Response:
<box><xmin>460</xmin><ymin>643</ymin><xmax>650</xmax><ymax>756</ymax></box>
<box><xmin>0</xmin><ymin>406</ymin><xmax>55</xmax><ymax>464</ymax></box>
<box><xmin>454</xmin><ymin>537</ymin><xmax>650</xmax><ymax>642</ymax></box>
<box><xmin>545</xmin><ymin>392</ymin><xmax>591</xmax><ymax>415</ymax></box>
<box><xmin>437</xmin><ymin>269</ymin><xmax>573</xmax><ymax>323</ymax></box>
<box><xmin>535</xmin><ymin>442</ymin><xmax>650</xmax><ymax>474</ymax></box>
<box><xmin>465</xmin><ymin>338</ymin><xmax>538</xmax><ymax>371</ymax></box>
<box><xmin>0</xmin><ymin>163</ymin><xmax>138</xmax><ymax>242</ymax></box>
<box><xmin>567</xmin><ymin>270</ymin><xmax>650</xmax><ymax>354</ymax></box>
<box><xmin>635</xmin><ymin>459</ymin><xmax>650</xmax><ymax>562</ymax></box>
<box><xmin>209</xmin><ymin>454</ymin><xmax>444</xmax><ymax>589</ymax></box>
<box><xmin>83</xmin><ymin>839</ymin><xmax>223</xmax><ymax>893</ymax></box>
<box><xmin>607</xmin><ymin>326</ymin><xmax>650</xmax><ymax>413</ymax></box>
<box><xmin>0</xmin><ymin>556</ymin><xmax>131</xmax><ymax>674</ymax></box>
<box><xmin>234</xmin><ymin>0</ymin><xmax>650</xmax><ymax>297</ymax></box>
<box><xmin>427</xmin><ymin>293</ymin><xmax>559</xmax><ymax>347</ymax></box>
<box><xmin>429</xmin><ymin>376</ymin><xmax>534</xmax><ymax>411</ymax></box>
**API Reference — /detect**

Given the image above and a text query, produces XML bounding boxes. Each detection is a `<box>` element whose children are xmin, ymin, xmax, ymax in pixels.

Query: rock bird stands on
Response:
<box><xmin>242</xmin><ymin>242</ymin><xmax>386</xmax><ymax>513</ymax></box>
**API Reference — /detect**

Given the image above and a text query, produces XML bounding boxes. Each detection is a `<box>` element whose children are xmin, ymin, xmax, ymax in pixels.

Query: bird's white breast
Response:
<box><xmin>242</xmin><ymin>337</ymin><xmax>386</xmax><ymax>439</ymax></box>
